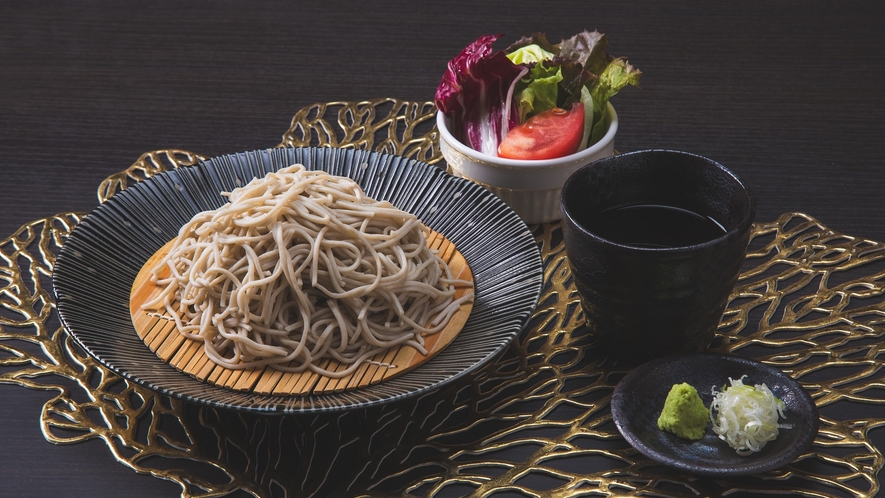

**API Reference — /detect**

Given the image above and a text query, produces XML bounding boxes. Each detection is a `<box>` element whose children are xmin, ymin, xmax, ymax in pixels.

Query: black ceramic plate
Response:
<box><xmin>53</xmin><ymin>147</ymin><xmax>543</xmax><ymax>414</ymax></box>
<box><xmin>611</xmin><ymin>353</ymin><xmax>818</xmax><ymax>476</ymax></box>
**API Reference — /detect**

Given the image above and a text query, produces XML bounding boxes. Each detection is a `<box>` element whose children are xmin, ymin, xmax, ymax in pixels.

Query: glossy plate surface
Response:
<box><xmin>53</xmin><ymin>147</ymin><xmax>543</xmax><ymax>413</ymax></box>
<box><xmin>611</xmin><ymin>353</ymin><xmax>819</xmax><ymax>476</ymax></box>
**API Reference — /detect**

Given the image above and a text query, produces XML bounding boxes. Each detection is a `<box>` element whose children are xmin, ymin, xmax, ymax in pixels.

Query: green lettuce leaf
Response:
<box><xmin>588</xmin><ymin>57</ymin><xmax>642</xmax><ymax>143</ymax></box>
<box><xmin>507</xmin><ymin>44</ymin><xmax>554</xmax><ymax>65</ymax></box>
<box><xmin>508</xmin><ymin>45</ymin><xmax>561</xmax><ymax>121</ymax></box>
<box><xmin>506</xmin><ymin>43</ymin><xmax>597</xmax><ymax>123</ymax></box>
<box><xmin>514</xmin><ymin>65</ymin><xmax>562</xmax><ymax>122</ymax></box>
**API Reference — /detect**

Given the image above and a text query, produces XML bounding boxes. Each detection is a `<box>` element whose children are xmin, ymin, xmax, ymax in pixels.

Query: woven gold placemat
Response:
<box><xmin>1</xmin><ymin>98</ymin><xmax>883</xmax><ymax>497</ymax></box>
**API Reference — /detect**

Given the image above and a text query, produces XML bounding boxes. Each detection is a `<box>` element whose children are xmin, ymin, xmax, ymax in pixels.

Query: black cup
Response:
<box><xmin>560</xmin><ymin>150</ymin><xmax>756</xmax><ymax>363</ymax></box>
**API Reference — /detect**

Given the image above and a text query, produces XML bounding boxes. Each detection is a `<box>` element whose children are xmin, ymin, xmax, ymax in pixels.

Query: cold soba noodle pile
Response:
<box><xmin>143</xmin><ymin>164</ymin><xmax>472</xmax><ymax>378</ymax></box>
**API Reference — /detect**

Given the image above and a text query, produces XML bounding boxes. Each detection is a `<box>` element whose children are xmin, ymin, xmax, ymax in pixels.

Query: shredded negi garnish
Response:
<box><xmin>710</xmin><ymin>376</ymin><xmax>792</xmax><ymax>455</ymax></box>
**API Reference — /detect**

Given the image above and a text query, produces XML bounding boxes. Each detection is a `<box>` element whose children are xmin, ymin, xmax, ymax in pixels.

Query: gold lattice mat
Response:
<box><xmin>2</xmin><ymin>98</ymin><xmax>884</xmax><ymax>497</ymax></box>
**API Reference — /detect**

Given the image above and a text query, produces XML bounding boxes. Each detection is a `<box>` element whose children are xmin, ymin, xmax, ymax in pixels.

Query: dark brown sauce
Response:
<box><xmin>582</xmin><ymin>204</ymin><xmax>727</xmax><ymax>248</ymax></box>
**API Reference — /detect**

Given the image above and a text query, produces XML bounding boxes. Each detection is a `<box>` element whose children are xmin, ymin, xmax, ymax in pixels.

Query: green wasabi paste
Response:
<box><xmin>657</xmin><ymin>382</ymin><xmax>708</xmax><ymax>440</ymax></box>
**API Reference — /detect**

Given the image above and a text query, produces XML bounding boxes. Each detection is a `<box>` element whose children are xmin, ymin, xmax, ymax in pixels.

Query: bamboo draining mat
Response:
<box><xmin>129</xmin><ymin>229</ymin><xmax>473</xmax><ymax>396</ymax></box>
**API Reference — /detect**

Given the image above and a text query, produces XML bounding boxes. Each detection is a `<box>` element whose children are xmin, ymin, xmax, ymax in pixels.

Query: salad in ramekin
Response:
<box><xmin>435</xmin><ymin>30</ymin><xmax>640</xmax><ymax>161</ymax></box>
<box><xmin>434</xmin><ymin>30</ymin><xmax>640</xmax><ymax>224</ymax></box>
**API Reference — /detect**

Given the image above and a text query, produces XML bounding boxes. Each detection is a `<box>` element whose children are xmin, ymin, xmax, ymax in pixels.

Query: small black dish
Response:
<box><xmin>611</xmin><ymin>353</ymin><xmax>819</xmax><ymax>476</ymax></box>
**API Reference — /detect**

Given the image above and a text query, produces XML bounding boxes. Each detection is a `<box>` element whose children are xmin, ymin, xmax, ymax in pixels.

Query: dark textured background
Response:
<box><xmin>2</xmin><ymin>1</ymin><xmax>884</xmax><ymax>496</ymax></box>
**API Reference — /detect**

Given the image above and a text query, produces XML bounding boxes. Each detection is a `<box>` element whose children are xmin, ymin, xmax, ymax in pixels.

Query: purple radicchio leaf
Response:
<box><xmin>434</xmin><ymin>34</ymin><xmax>528</xmax><ymax>156</ymax></box>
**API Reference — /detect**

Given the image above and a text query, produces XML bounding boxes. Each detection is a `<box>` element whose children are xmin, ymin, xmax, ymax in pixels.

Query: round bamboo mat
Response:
<box><xmin>129</xmin><ymin>229</ymin><xmax>473</xmax><ymax>396</ymax></box>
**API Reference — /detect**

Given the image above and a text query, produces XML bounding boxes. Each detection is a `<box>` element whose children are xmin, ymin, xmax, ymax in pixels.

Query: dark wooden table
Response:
<box><xmin>2</xmin><ymin>1</ymin><xmax>884</xmax><ymax>496</ymax></box>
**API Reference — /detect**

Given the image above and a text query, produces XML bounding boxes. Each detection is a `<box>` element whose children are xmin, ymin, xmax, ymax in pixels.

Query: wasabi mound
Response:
<box><xmin>657</xmin><ymin>382</ymin><xmax>708</xmax><ymax>440</ymax></box>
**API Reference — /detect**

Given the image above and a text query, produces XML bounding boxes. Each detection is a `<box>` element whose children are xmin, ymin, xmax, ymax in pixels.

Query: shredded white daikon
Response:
<box><xmin>710</xmin><ymin>376</ymin><xmax>791</xmax><ymax>455</ymax></box>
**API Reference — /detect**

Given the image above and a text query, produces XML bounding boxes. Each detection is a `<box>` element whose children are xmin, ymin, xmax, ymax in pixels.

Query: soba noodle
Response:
<box><xmin>143</xmin><ymin>164</ymin><xmax>472</xmax><ymax>377</ymax></box>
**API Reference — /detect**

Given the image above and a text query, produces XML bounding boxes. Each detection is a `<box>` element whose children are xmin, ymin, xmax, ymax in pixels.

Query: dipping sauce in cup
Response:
<box><xmin>560</xmin><ymin>150</ymin><xmax>756</xmax><ymax>363</ymax></box>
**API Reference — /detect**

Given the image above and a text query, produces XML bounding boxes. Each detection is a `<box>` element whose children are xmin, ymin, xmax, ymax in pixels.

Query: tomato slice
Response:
<box><xmin>497</xmin><ymin>102</ymin><xmax>585</xmax><ymax>160</ymax></box>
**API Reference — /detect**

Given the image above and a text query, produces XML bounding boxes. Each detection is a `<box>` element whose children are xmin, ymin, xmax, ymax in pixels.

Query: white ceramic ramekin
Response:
<box><xmin>437</xmin><ymin>103</ymin><xmax>618</xmax><ymax>224</ymax></box>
